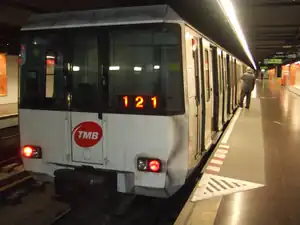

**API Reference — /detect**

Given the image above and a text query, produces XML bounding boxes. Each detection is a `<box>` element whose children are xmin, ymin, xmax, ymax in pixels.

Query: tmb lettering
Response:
<box><xmin>78</xmin><ymin>131</ymin><xmax>99</xmax><ymax>140</ymax></box>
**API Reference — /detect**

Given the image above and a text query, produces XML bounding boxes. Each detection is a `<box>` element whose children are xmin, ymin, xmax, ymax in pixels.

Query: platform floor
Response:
<box><xmin>288</xmin><ymin>85</ymin><xmax>300</xmax><ymax>97</ymax></box>
<box><xmin>175</xmin><ymin>81</ymin><xmax>300</xmax><ymax>225</ymax></box>
<box><xmin>0</xmin><ymin>103</ymin><xmax>18</xmax><ymax>130</ymax></box>
<box><xmin>0</xmin><ymin>103</ymin><xmax>18</xmax><ymax>117</ymax></box>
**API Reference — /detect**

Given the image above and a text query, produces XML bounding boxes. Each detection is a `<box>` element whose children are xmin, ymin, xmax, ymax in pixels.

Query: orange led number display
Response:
<box><xmin>123</xmin><ymin>96</ymin><xmax>129</xmax><ymax>108</ymax></box>
<box><xmin>121</xmin><ymin>95</ymin><xmax>158</xmax><ymax>109</ymax></box>
<box><xmin>135</xmin><ymin>96</ymin><xmax>144</xmax><ymax>108</ymax></box>
<box><xmin>151</xmin><ymin>96</ymin><xmax>157</xmax><ymax>109</ymax></box>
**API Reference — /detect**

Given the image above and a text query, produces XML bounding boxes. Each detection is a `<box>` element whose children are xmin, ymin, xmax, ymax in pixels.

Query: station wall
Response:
<box><xmin>0</xmin><ymin>54</ymin><xmax>19</xmax><ymax>105</ymax></box>
<box><xmin>279</xmin><ymin>63</ymin><xmax>300</xmax><ymax>87</ymax></box>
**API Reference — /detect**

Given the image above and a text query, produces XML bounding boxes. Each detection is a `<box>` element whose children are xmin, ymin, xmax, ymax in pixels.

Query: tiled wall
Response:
<box><xmin>0</xmin><ymin>55</ymin><xmax>19</xmax><ymax>105</ymax></box>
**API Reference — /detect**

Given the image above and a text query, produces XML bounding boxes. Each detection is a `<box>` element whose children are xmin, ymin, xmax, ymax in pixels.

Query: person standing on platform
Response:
<box><xmin>239</xmin><ymin>67</ymin><xmax>256</xmax><ymax>109</ymax></box>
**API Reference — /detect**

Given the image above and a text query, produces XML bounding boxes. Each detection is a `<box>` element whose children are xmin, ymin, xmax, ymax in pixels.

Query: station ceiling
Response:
<box><xmin>0</xmin><ymin>0</ymin><xmax>299</xmax><ymax>67</ymax></box>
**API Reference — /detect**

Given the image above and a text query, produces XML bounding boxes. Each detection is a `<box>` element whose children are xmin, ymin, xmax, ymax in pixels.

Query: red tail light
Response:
<box><xmin>22</xmin><ymin>145</ymin><xmax>42</xmax><ymax>159</ymax></box>
<box><xmin>149</xmin><ymin>160</ymin><xmax>161</xmax><ymax>172</ymax></box>
<box><xmin>137</xmin><ymin>157</ymin><xmax>162</xmax><ymax>173</ymax></box>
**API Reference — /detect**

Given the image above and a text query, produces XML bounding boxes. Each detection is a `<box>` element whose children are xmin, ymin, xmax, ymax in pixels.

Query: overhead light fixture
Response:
<box><xmin>72</xmin><ymin>66</ymin><xmax>80</xmax><ymax>72</ymax></box>
<box><xmin>109</xmin><ymin>66</ymin><xmax>120</xmax><ymax>71</ymax></box>
<box><xmin>134</xmin><ymin>66</ymin><xmax>142</xmax><ymax>72</ymax></box>
<box><xmin>216</xmin><ymin>0</ymin><xmax>257</xmax><ymax>70</ymax></box>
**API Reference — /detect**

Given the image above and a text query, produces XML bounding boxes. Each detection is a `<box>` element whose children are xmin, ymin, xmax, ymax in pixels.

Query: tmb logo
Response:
<box><xmin>72</xmin><ymin>121</ymin><xmax>103</xmax><ymax>148</ymax></box>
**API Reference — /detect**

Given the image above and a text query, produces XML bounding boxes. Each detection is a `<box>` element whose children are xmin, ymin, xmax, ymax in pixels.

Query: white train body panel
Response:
<box><xmin>19</xmin><ymin>5</ymin><xmax>247</xmax><ymax>198</ymax></box>
<box><xmin>20</xmin><ymin>109</ymin><xmax>188</xmax><ymax>195</ymax></box>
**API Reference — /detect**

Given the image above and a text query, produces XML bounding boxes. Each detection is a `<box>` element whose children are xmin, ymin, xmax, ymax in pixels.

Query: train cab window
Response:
<box><xmin>204</xmin><ymin>49</ymin><xmax>211</xmax><ymax>102</ymax></box>
<box><xmin>70</xmin><ymin>32</ymin><xmax>100</xmax><ymax>113</ymax></box>
<box><xmin>107</xmin><ymin>24</ymin><xmax>184</xmax><ymax>115</ymax></box>
<box><xmin>20</xmin><ymin>32</ymin><xmax>68</xmax><ymax>110</ymax></box>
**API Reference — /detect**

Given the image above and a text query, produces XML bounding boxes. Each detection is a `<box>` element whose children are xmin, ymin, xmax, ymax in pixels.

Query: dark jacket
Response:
<box><xmin>241</xmin><ymin>72</ymin><xmax>256</xmax><ymax>92</ymax></box>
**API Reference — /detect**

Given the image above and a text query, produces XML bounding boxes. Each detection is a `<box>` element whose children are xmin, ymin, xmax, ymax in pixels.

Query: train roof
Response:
<box><xmin>21</xmin><ymin>5</ymin><xmax>183</xmax><ymax>31</ymax></box>
<box><xmin>21</xmin><ymin>4</ymin><xmax>248</xmax><ymax>66</ymax></box>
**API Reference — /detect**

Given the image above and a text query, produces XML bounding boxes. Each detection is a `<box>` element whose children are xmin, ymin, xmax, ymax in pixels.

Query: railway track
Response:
<box><xmin>49</xmin><ymin>150</ymin><xmax>211</xmax><ymax>225</ymax></box>
<box><xmin>0</xmin><ymin>126</ymin><xmax>20</xmax><ymax>167</ymax></box>
<box><xmin>0</xmin><ymin>149</ymin><xmax>211</xmax><ymax>225</ymax></box>
<box><xmin>0</xmin><ymin>116</ymin><xmax>230</xmax><ymax>225</ymax></box>
<box><xmin>48</xmin><ymin>117</ymin><xmax>232</xmax><ymax>225</ymax></box>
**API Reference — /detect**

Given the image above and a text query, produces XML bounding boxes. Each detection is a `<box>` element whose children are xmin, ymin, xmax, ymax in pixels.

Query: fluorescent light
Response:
<box><xmin>109</xmin><ymin>66</ymin><xmax>120</xmax><ymax>71</ymax></box>
<box><xmin>217</xmin><ymin>0</ymin><xmax>257</xmax><ymax>70</ymax></box>
<box><xmin>46</xmin><ymin>56</ymin><xmax>55</xmax><ymax>59</ymax></box>
<box><xmin>134</xmin><ymin>66</ymin><xmax>142</xmax><ymax>71</ymax></box>
<box><xmin>72</xmin><ymin>66</ymin><xmax>80</xmax><ymax>72</ymax></box>
<box><xmin>154</xmin><ymin>65</ymin><xmax>160</xmax><ymax>70</ymax></box>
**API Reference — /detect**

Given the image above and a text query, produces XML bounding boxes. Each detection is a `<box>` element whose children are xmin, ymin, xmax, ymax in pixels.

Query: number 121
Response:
<box><xmin>123</xmin><ymin>96</ymin><xmax>158</xmax><ymax>109</ymax></box>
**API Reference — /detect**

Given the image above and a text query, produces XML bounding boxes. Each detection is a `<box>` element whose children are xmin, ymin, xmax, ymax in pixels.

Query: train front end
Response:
<box><xmin>19</xmin><ymin>22</ymin><xmax>189</xmax><ymax>198</ymax></box>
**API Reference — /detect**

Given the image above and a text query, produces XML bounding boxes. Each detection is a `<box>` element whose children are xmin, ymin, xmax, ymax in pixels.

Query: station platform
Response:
<box><xmin>175</xmin><ymin>81</ymin><xmax>300</xmax><ymax>225</ymax></box>
<box><xmin>288</xmin><ymin>85</ymin><xmax>300</xmax><ymax>97</ymax></box>
<box><xmin>0</xmin><ymin>103</ymin><xmax>18</xmax><ymax>130</ymax></box>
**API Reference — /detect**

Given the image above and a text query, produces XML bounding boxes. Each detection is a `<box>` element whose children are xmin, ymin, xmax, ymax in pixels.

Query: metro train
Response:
<box><xmin>19</xmin><ymin>5</ymin><xmax>247</xmax><ymax>198</ymax></box>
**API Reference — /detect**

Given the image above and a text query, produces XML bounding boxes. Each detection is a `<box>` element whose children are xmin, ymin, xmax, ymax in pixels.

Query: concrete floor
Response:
<box><xmin>176</xmin><ymin>81</ymin><xmax>300</xmax><ymax>225</ymax></box>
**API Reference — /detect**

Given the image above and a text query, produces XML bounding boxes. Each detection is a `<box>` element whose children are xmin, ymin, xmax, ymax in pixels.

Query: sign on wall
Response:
<box><xmin>264</xmin><ymin>58</ymin><xmax>282</xmax><ymax>65</ymax></box>
<box><xmin>0</xmin><ymin>54</ymin><xmax>7</xmax><ymax>97</ymax></box>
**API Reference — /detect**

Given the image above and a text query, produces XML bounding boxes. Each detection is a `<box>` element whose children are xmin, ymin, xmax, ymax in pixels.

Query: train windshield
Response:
<box><xmin>19</xmin><ymin>23</ymin><xmax>184</xmax><ymax>115</ymax></box>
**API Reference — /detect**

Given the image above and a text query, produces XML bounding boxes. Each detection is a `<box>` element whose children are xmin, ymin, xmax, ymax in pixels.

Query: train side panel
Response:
<box><xmin>184</xmin><ymin>26</ymin><xmax>202</xmax><ymax>170</ymax></box>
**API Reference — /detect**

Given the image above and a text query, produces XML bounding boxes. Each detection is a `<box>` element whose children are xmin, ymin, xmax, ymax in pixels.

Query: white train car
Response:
<box><xmin>19</xmin><ymin>5</ymin><xmax>247</xmax><ymax>198</ymax></box>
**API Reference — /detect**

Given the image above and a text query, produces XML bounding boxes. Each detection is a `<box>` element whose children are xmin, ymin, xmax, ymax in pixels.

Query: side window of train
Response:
<box><xmin>192</xmin><ymin>38</ymin><xmax>200</xmax><ymax>105</ymax></box>
<box><xmin>204</xmin><ymin>49</ymin><xmax>210</xmax><ymax>102</ymax></box>
<box><xmin>218</xmin><ymin>55</ymin><xmax>223</xmax><ymax>93</ymax></box>
<box><xmin>223</xmin><ymin>57</ymin><xmax>227</xmax><ymax>87</ymax></box>
<box><xmin>70</xmin><ymin>31</ymin><xmax>100</xmax><ymax>113</ymax></box>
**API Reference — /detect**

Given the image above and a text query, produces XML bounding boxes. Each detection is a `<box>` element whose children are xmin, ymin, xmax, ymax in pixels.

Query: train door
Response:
<box><xmin>231</xmin><ymin>59</ymin><xmax>236</xmax><ymax>110</ymax></box>
<box><xmin>211</xmin><ymin>45</ymin><xmax>219</xmax><ymax>133</ymax></box>
<box><xmin>193</xmin><ymin>38</ymin><xmax>202</xmax><ymax>156</ymax></box>
<box><xmin>233</xmin><ymin>59</ymin><xmax>238</xmax><ymax>107</ymax></box>
<box><xmin>20</xmin><ymin>30</ymin><xmax>72</xmax><ymax>164</ymax></box>
<box><xmin>236</xmin><ymin>63</ymin><xmax>241</xmax><ymax>105</ymax></box>
<box><xmin>222</xmin><ymin>52</ymin><xmax>228</xmax><ymax>123</ymax></box>
<box><xmin>217</xmin><ymin>50</ymin><xmax>224</xmax><ymax>129</ymax></box>
<box><xmin>226</xmin><ymin>55</ymin><xmax>232</xmax><ymax>116</ymax></box>
<box><xmin>70</xmin><ymin>31</ymin><xmax>105</xmax><ymax>165</ymax></box>
<box><xmin>202</xmin><ymin>40</ymin><xmax>213</xmax><ymax>149</ymax></box>
<box><xmin>184</xmin><ymin>29</ymin><xmax>202</xmax><ymax>160</ymax></box>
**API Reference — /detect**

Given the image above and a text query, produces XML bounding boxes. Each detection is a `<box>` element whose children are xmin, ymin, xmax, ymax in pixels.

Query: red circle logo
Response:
<box><xmin>72</xmin><ymin>121</ymin><xmax>103</xmax><ymax>148</ymax></box>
